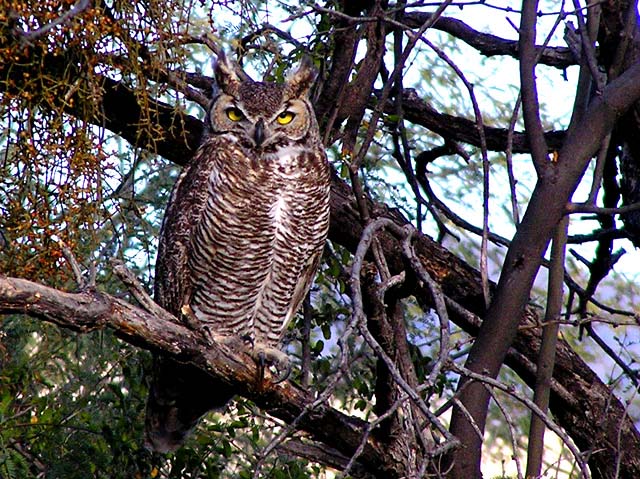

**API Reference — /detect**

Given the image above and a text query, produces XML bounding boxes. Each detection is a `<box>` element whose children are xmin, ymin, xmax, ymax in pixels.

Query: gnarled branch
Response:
<box><xmin>0</xmin><ymin>275</ymin><xmax>388</xmax><ymax>477</ymax></box>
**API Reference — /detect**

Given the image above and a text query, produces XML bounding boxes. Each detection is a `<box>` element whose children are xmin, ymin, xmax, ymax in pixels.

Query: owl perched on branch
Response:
<box><xmin>145</xmin><ymin>53</ymin><xmax>331</xmax><ymax>453</ymax></box>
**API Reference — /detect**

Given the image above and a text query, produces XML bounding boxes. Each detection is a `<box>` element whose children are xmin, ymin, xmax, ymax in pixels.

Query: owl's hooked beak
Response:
<box><xmin>253</xmin><ymin>119</ymin><xmax>265</xmax><ymax>147</ymax></box>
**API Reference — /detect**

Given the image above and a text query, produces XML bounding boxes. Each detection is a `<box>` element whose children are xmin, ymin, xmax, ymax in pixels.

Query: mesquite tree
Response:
<box><xmin>2</xmin><ymin>1</ymin><xmax>640</xmax><ymax>478</ymax></box>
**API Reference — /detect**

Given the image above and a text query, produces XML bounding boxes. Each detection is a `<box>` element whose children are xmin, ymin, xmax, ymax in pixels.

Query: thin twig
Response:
<box><xmin>415</xmin><ymin>36</ymin><xmax>491</xmax><ymax>305</ymax></box>
<box><xmin>54</xmin><ymin>237</ymin><xmax>85</xmax><ymax>288</ymax></box>
<box><xmin>14</xmin><ymin>0</ymin><xmax>90</xmax><ymax>45</ymax></box>
<box><xmin>584</xmin><ymin>324</ymin><xmax>640</xmax><ymax>387</ymax></box>
<box><xmin>407</xmin><ymin>146</ymin><xmax>459</xmax><ymax>240</ymax></box>
<box><xmin>109</xmin><ymin>259</ymin><xmax>172</xmax><ymax>322</ymax></box>
<box><xmin>417</xmin><ymin>170</ymin><xmax>511</xmax><ymax>248</ymax></box>
<box><xmin>571</xmin><ymin>0</ymin><xmax>604</xmax><ymax>92</ymax></box>
<box><xmin>358</xmin><ymin>322</ymin><xmax>453</xmax><ymax>441</ymax></box>
<box><xmin>566</xmin><ymin>201</ymin><xmax>640</xmax><ymax>215</ymax></box>
<box><xmin>402</xmin><ymin>229</ymin><xmax>451</xmax><ymax>387</ymax></box>
<box><xmin>348</xmin><ymin>219</ymin><xmax>459</xmax><ymax>459</ymax></box>
<box><xmin>301</xmin><ymin>293</ymin><xmax>312</xmax><ymax>389</ymax></box>
<box><xmin>350</xmin><ymin>221</ymin><xmax>455</xmax><ymax>439</ymax></box>
<box><xmin>351</xmin><ymin>0</ymin><xmax>455</xmax><ymax>171</ymax></box>
<box><xmin>453</xmin><ymin>364</ymin><xmax>592</xmax><ymax>479</ymax></box>
<box><xmin>505</xmin><ymin>94</ymin><xmax>522</xmax><ymax>225</ymax></box>
<box><xmin>252</xmin><ymin>365</ymin><xmax>351</xmax><ymax>477</ymax></box>
<box><xmin>486</xmin><ymin>388</ymin><xmax>525</xmax><ymax>479</ymax></box>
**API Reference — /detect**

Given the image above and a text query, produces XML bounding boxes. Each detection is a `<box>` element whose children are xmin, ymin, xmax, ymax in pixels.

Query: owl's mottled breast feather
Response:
<box><xmin>154</xmin><ymin>134</ymin><xmax>330</xmax><ymax>343</ymax></box>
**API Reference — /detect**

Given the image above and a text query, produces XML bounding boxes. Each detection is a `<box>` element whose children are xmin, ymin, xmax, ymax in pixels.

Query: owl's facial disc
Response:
<box><xmin>209</xmin><ymin>90</ymin><xmax>311</xmax><ymax>150</ymax></box>
<box><xmin>246</xmin><ymin>101</ymin><xmax>309</xmax><ymax>149</ymax></box>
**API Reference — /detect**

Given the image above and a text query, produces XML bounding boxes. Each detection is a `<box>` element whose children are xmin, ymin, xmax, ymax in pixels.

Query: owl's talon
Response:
<box><xmin>272</xmin><ymin>361</ymin><xmax>291</xmax><ymax>384</ymax></box>
<box><xmin>253</xmin><ymin>345</ymin><xmax>290</xmax><ymax>384</ymax></box>
<box><xmin>180</xmin><ymin>304</ymin><xmax>200</xmax><ymax>331</ymax></box>
<box><xmin>240</xmin><ymin>334</ymin><xmax>254</xmax><ymax>348</ymax></box>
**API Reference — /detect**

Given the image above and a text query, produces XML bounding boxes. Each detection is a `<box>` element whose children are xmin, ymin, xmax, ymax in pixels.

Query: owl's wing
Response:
<box><xmin>276</xmin><ymin>151</ymin><xmax>330</xmax><ymax>345</ymax></box>
<box><xmin>281</xmin><ymin>210</ymin><xmax>330</xmax><ymax>337</ymax></box>
<box><xmin>284</xmin><ymin>244</ymin><xmax>324</xmax><ymax>331</ymax></box>
<box><xmin>153</xmin><ymin>162</ymin><xmax>202</xmax><ymax>316</ymax></box>
<box><xmin>145</xmin><ymin>142</ymin><xmax>236</xmax><ymax>453</ymax></box>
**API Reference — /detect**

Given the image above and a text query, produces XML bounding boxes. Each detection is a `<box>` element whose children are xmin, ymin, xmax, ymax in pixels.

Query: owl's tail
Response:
<box><xmin>144</xmin><ymin>355</ymin><xmax>235</xmax><ymax>453</ymax></box>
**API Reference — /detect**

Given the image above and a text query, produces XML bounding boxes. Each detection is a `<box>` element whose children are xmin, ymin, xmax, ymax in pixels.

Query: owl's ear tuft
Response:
<box><xmin>284</xmin><ymin>56</ymin><xmax>318</xmax><ymax>99</ymax></box>
<box><xmin>213</xmin><ymin>51</ymin><xmax>243</xmax><ymax>96</ymax></box>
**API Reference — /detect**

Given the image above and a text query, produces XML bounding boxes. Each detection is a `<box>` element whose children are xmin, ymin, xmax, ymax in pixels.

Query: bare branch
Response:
<box><xmin>526</xmin><ymin>216</ymin><xmax>568</xmax><ymax>479</ymax></box>
<box><xmin>352</xmin><ymin>0</ymin><xmax>454</xmax><ymax>170</ymax></box>
<box><xmin>400</xmin><ymin>11</ymin><xmax>574</xmax><ymax>69</ymax></box>
<box><xmin>566</xmin><ymin>200</ymin><xmax>640</xmax><ymax>215</ymax></box>
<box><xmin>382</xmin><ymin>89</ymin><xmax>566</xmax><ymax>153</ymax></box>
<box><xmin>402</xmin><ymin>229</ymin><xmax>451</xmax><ymax>387</ymax></box>
<box><xmin>415</xmin><ymin>34</ymin><xmax>491</xmax><ymax>307</ymax></box>
<box><xmin>506</xmin><ymin>94</ymin><xmax>523</xmax><ymax>224</ymax></box>
<box><xmin>55</xmin><ymin>238</ymin><xmax>86</xmax><ymax>288</ymax></box>
<box><xmin>519</xmin><ymin>0</ymin><xmax>550</xmax><ymax>175</ymax></box>
<box><xmin>486</xmin><ymin>388</ymin><xmax>524</xmax><ymax>479</ymax></box>
<box><xmin>349</xmin><ymin>220</ymin><xmax>458</xmax><ymax>442</ymax></box>
<box><xmin>276</xmin><ymin>439</ymin><xmax>375</xmax><ymax>479</ymax></box>
<box><xmin>110</xmin><ymin>258</ymin><xmax>174</xmax><ymax>321</ymax></box>
<box><xmin>305</xmin><ymin>7</ymin><xmax>575</xmax><ymax>69</ymax></box>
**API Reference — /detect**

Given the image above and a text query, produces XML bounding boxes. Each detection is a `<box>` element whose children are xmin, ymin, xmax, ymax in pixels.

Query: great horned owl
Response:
<box><xmin>145</xmin><ymin>53</ymin><xmax>331</xmax><ymax>453</ymax></box>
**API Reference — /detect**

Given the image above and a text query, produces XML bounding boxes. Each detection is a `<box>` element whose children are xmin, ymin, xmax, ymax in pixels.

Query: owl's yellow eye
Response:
<box><xmin>276</xmin><ymin>111</ymin><xmax>295</xmax><ymax>125</ymax></box>
<box><xmin>226</xmin><ymin>107</ymin><xmax>244</xmax><ymax>122</ymax></box>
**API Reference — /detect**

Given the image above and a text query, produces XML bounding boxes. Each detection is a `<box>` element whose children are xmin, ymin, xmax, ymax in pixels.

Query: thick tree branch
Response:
<box><xmin>329</xmin><ymin>171</ymin><xmax>640</xmax><ymax>479</ymax></box>
<box><xmin>87</xmin><ymin>76</ymin><xmax>204</xmax><ymax>166</ymax></box>
<box><xmin>277</xmin><ymin>439</ymin><xmax>375</xmax><ymax>479</ymax></box>
<box><xmin>381</xmin><ymin>89</ymin><xmax>566</xmax><ymax>153</ymax></box>
<box><xmin>519</xmin><ymin>0</ymin><xmax>550</xmax><ymax>176</ymax></box>
<box><xmin>400</xmin><ymin>12</ymin><xmax>574</xmax><ymax>69</ymax></box>
<box><xmin>0</xmin><ymin>33</ymin><xmax>566</xmax><ymax>161</ymax></box>
<box><xmin>0</xmin><ymin>276</ymin><xmax>387</xmax><ymax>477</ymax></box>
<box><xmin>449</xmin><ymin>49</ymin><xmax>640</xmax><ymax>479</ymax></box>
<box><xmin>4</xmin><ymin>165</ymin><xmax>640</xmax><ymax>478</ymax></box>
<box><xmin>300</xmin><ymin>9</ymin><xmax>574</xmax><ymax>69</ymax></box>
